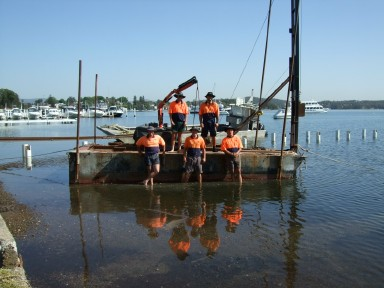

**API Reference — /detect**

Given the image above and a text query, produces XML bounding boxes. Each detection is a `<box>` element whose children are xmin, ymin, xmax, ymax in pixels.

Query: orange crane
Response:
<box><xmin>157</xmin><ymin>76</ymin><xmax>198</xmax><ymax>128</ymax></box>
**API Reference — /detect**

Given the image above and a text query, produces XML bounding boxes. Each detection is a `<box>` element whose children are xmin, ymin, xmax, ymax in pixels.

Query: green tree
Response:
<box><xmin>0</xmin><ymin>88</ymin><xmax>20</xmax><ymax>108</ymax></box>
<box><xmin>66</xmin><ymin>97</ymin><xmax>77</xmax><ymax>106</ymax></box>
<box><xmin>46</xmin><ymin>95</ymin><xmax>58</xmax><ymax>107</ymax></box>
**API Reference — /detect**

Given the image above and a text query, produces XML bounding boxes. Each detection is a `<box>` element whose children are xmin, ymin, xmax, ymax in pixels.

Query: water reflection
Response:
<box><xmin>135</xmin><ymin>191</ymin><xmax>167</xmax><ymax>238</ymax></box>
<box><xmin>68</xmin><ymin>181</ymin><xmax>305</xmax><ymax>287</ymax></box>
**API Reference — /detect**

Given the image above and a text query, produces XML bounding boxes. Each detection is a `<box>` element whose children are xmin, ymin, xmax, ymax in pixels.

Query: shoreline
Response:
<box><xmin>0</xmin><ymin>183</ymin><xmax>35</xmax><ymax>288</ymax></box>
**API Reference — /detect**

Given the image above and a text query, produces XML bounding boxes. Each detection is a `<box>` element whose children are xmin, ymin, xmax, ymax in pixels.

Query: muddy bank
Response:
<box><xmin>0</xmin><ymin>181</ymin><xmax>39</xmax><ymax>288</ymax></box>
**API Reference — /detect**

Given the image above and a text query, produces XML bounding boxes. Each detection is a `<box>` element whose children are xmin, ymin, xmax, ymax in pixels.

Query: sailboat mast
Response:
<box><xmin>290</xmin><ymin>0</ymin><xmax>300</xmax><ymax>151</ymax></box>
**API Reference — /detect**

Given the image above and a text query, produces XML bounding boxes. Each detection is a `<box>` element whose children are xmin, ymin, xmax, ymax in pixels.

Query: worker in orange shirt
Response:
<box><xmin>220</xmin><ymin>126</ymin><xmax>243</xmax><ymax>183</ymax></box>
<box><xmin>199</xmin><ymin>92</ymin><xmax>220</xmax><ymax>152</ymax></box>
<box><xmin>136</xmin><ymin>126</ymin><xmax>166</xmax><ymax>185</ymax></box>
<box><xmin>182</xmin><ymin>127</ymin><xmax>206</xmax><ymax>183</ymax></box>
<box><xmin>168</xmin><ymin>93</ymin><xmax>189</xmax><ymax>152</ymax></box>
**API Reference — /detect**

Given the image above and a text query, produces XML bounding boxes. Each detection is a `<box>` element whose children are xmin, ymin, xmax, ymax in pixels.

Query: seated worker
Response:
<box><xmin>136</xmin><ymin>126</ymin><xmax>166</xmax><ymax>185</ymax></box>
<box><xmin>220</xmin><ymin>126</ymin><xmax>243</xmax><ymax>183</ymax></box>
<box><xmin>168</xmin><ymin>93</ymin><xmax>189</xmax><ymax>152</ymax></box>
<box><xmin>182</xmin><ymin>127</ymin><xmax>206</xmax><ymax>183</ymax></box>
<box><xmin>199</xmin><ymin>92</ymin><xmax>219</xmax><ymax>151</ymax></box>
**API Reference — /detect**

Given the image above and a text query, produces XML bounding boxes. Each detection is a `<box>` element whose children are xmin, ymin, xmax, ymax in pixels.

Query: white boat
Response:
<box><xmin>222</xmin><ymin>100</ymin><xmax>267</xmax><ymax>142</ymax></box>
<box><xmin>61</xmin><ymin>106</ymin><xmax>79</xmax><ymax>119</ymax></box>
<box><xmin>273</xmin><ymin>106</ymin><xmax>291</xmax><ymax>119</ymax></box>
<box><xmin>84</xmin><ymin>108</ymin><xmax>105</xmax><ymax>118</ymax></box>
<box><xmin>27</xmin><ymin>107</ymin><xmax>41</xmax><ymax>119</ymax></box>
<box><xmin>104</xmin><ymin>106</ymin><xmax>124</xmax><ymax>117</ymax></box>
<box><xmin>46</xmin><ymin>108</ymin><xmax>61</xmax><ymax>119</ymax></box>
<box><xmin>189</xmin><ymin>105</ymin><xmax>199</xmax><ymax>114</ymax></box>
<box><xmin>11</xmin><ymin>108</ymin><xmax>24</xmax><ymax>120</ymax></box>
<box><xmin>302</xmin><ymin>100</ymin><xmax>328</xmax><ymax>113</ymax></box>
<box><xmin>0</xmin><ymin>109</ymin><xmax>6</xmax><ymax>120</ymax></box>
<box><xmin>219</xmin><ymin>103</ymin><xmax>230</xmax><ymax>115</ymax></box>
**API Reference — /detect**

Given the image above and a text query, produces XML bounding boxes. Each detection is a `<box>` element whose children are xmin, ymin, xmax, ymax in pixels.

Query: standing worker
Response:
<box><xmin>199</xmin><ymin>92</ymin><xmax>219</xmax><ymax>152</ymax></box>
<box><xmin>182</xmin><ymin>127</ymin><xmax>206</xmax><ymax>183</ymax></box>
<box><xmin>136</xmin><ymin>126</ymin><xmax>166</xmax><ymax>185</ymax></box>
<box><xmin>168</xmin><ymin>93</ymin><xmax>189</xmax><ymax>152</ymax></box>
<box><xmin>220</xmin><ymin>126</ymin><xmax>243</xmax><ymax>183</ymax></box>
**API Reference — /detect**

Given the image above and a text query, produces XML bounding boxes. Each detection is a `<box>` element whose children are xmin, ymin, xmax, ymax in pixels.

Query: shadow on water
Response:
<box><xmin>62</xmin><ymin>181</ymin><xmax>306</xmax><ymax>288</ymax></box>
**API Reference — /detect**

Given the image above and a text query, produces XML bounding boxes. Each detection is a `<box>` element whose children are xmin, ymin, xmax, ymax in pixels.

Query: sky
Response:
<box><xmin>1</xmin><ymin>0</ymin><xmax>383</xmax><ymax>102</ymax></box>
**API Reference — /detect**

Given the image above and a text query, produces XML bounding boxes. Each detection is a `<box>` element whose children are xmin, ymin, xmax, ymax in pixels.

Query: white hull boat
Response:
<box><xmin>273</xmin><ymin>107</ymin><xmax>291</xmax><ymax>119</ymax></box>
<box><xmin>302</xmin><ymin>100</ymin><xmax>328</xmax><ymax>113</ymax></box>
<box><xmin>11</xmin><ymin>108</ymin><xmax>24</xmax><ymax>120</ymax></box>
<box><xmin>27</xmin><ymin>107</ymin><xmax>41</xmax><ymax>119</ymax></box>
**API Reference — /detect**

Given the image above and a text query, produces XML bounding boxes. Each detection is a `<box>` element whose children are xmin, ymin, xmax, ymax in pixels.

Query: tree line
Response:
<box><xmin>1</xmin><ymin>88</ymin><xmax>383</xmax><ymax>110</ymax></box>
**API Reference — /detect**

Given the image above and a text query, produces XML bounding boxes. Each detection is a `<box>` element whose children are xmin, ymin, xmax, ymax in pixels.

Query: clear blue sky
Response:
<box><xmin>1</xmin><ymin>0</ymin><xmax>383</xmax><ymax>102</ymax></box>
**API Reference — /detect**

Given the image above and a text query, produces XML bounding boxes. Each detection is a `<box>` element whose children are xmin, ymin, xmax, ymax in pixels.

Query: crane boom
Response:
<box><xmin>157</xmin><ymin>76</ymin><xmax>198</xmax><ymax>127</ymax></box>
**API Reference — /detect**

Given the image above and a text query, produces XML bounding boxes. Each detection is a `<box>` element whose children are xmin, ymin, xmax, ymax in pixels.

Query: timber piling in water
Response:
<box><xmin>68</xmin><ymin>143</ymin><xmax>304</xmax><ymax>184</ymax></box>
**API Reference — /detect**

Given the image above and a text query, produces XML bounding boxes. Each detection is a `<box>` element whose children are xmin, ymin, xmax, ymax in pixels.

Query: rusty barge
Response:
<box><xmin>68</xmin><ymin>143</ymin><xmax>304</xmax><ymax>184</ymax></box>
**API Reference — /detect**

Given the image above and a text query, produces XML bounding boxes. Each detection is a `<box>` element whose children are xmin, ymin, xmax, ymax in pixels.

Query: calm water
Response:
<box><xmin>0</xmin><ymin>110</ymin><xmax>383</xmax><ymax>288</ymax></box>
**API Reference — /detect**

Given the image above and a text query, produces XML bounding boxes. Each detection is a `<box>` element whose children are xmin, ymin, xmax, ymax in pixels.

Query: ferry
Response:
<box><xmin>302</xmin><ymin>100</ymin><xmax>329</xmax><ymax>113</ymax></box>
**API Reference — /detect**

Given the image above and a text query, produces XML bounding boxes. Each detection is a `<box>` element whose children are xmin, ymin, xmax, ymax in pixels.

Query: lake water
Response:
<box><xmin>0</xmin><ymin>110</ymin><xmax>383</xmax><ymax>287</ymax></box>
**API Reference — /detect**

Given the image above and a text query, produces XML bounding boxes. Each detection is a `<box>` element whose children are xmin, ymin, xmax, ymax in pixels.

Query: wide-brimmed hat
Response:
<box><xmin>147</xmin><ymin>126</ymin><xmax>155</xmax><ymax>131</ymax></box>
<box><xmin>224</xmin><ymin>125</ymin><xmax>237</xmax><ymax>131</ymax></box>
<box><xmin>174</xmin><ymin>93</ymin><xmax>186</xmax><ymax>98</ymax></box>
<box><xmin>189</xmin><ymin>127</ymin><xmax>199</xmax><ymax>132</ymax></box>
<box><xmin>205</xmin><ymin>92</ymin><xmax>215</xmax><ymax>98</ymax></box>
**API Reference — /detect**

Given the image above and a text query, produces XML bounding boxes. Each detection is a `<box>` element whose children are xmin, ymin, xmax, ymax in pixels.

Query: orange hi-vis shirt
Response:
<box><xmin>222</xmin><ymin>207</ymin><xmax>243</xmax><ymax>224</ymax></box>
<box><xmin>221</xmin><ymin>135</ymin><xmax>243</xmax><ymax>153</ymax></box>
<box><xmin>200</xmin><ymin>237</ymin><xmax>220</xmax><ymax>252</ymax></box>
<box><xmin>168</xmin><ymin>100</ymin><xmax>189</xmax><ymax>122</ymax></box>
<box><xmin>187</xmin><ymin>214</ymin><xmax>206</xmax><ymax>228</ymax></box>
<box><xmin>168</xmin><ymin>239</ymin><xmax>191</xmax><ymax>254</ymax></box>
<box><xmin>184</xmin><ymin>136</ymin><xmax>206</xmax><ymax>157</ymax></box>
<box><xmin>199</xmin><ymin>101</ymin><xmax>219</xmax><ymax>122</ymax></box>
<box><xmin>136</xmin><ymin>134</ymin><xmax>165</xmax><ymax>154</ymax></box>
<box><xmin>137</xmin><ymin>214</ymin><xmax>167</xmax><ymax>228</ymax></box>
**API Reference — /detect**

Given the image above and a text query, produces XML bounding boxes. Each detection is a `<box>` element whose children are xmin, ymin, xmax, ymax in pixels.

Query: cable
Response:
<box><xmin>0</xmin><ymin>149</ymin><xmax>71</xmax><ymax>162</ymax></box>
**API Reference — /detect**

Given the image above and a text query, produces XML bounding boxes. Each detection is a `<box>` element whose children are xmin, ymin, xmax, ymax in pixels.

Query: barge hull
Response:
<box><xmin>68</xmin><ymin>145</ymin><xmax>304</xmax><ymax>184</ymax></box>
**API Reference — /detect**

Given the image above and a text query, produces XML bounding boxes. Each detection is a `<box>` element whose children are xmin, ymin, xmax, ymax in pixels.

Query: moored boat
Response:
<box><xmin>0</xmin><ymin>109</ymin><xmax>6</xmax><ymax>120</ymax></box>
<box><xmin>46</xmin><ymin>108</ymin><xmax>61</xmax><ymax>119</ymax></box>
<box><xmin>103</xmin><ymin>106</ymin><xmax>124</xmax><ymax>117</ymax></box>
<box><xmin>82</xmin><ymin>108</ymin><xmax>105</xmax><ymax>118</ymax></box>
<box><xmin>27</xmin><ymin>107</ymin><xmax>41</xmax><ymax>119</ymax></box>
<box><xmin>11</xmin><ymin>108</ymin><xmax>24</xmax><ymax>120</ymax></box>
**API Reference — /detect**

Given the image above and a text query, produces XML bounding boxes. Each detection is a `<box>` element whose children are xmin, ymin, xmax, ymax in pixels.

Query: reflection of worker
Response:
<box><xmin>169</xmin><ymin>93</ymin><xmax>189</xmax><ymax>152</ymax></box>
<box><xmin>182</xmin><ymin>127</ymin><xmax>206</xmax><ymax>183</ymax></box>
<box><xmin>199</xmin><ymin>211</ymin><xmax>220</xmax><ymax>256</ymax></box>
<box><xmin>220</xmin><ymin>126</ymin><xmax>243</xmax><ymax>183</ymax></box>
<box><xmin>136</xmin><ymin>192</ymin><xmax>167</xmax><ymax>238</ymax></box>
<box><xmin>199</xmin><ymin>92</ymin><xmax>219</xmax><ymax>152</ymax></box>
<box><xmin>221</xmin><ymin>190</ymin><xmax>242</xmax><ymax>233</ymax></box>
<box><xmin>136</xmin><ymin>126</ymin><xmax>166</xmax><ymax>185</ymax></box>
<box><xmin>168</xmin><ymin>224</ymin><xmax>190</xmax><ymax>260</ymax></box>
<box><xmin>186</xmin><ymin>191</ymin><xmax>206</xmax><ymax>237</ymax></box>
